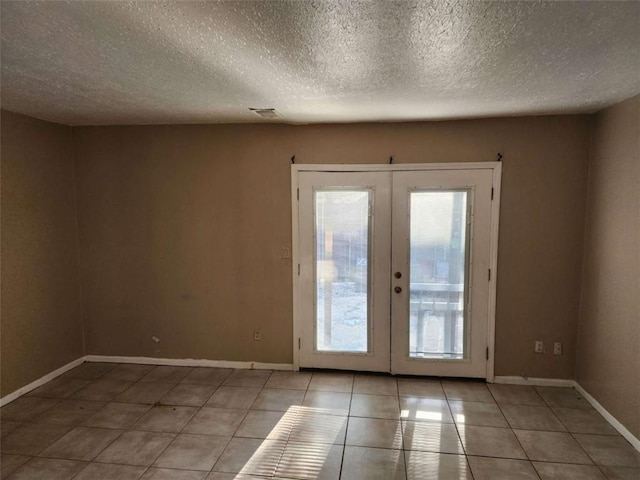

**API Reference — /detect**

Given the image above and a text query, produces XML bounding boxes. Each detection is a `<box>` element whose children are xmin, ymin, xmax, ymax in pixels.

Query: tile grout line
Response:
<box><xmin>488</xmin><ymin>384</ymin><xmax>543</xmax><ymax>480</ymax></box>
<box><xmin>394</xmin><ymin>376</ymin><xmax>409</xmax><ymax>480</ymax></box>
<box><xmin>442</xmin><ymin>380</ymin><xmax>477</xmax><ymax>480</ymax></box>
<box><xmin>337</xmin><ymin>373</ymin><xmax>354</xmax><ymax>480</ymax></box>
<box><xmin>535</xmin><ymin>385</ymin><xmax>606</xmax><ymax>471</ymax></box>
<box><xmin>208</xmin><ymin>368</ymin><xmax>274</xmax><ymax>476</ymax></box>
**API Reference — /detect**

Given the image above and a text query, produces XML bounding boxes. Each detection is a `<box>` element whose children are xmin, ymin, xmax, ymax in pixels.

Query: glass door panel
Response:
<box><xmin>391</xmin><ymin>169</ymin><xmax>493</xmax><ymax>378</ymax></box>
<box><xmin>409</xmin><ymin>190</ymin><xmax>470</xmax><ymax>360</ymax></box>
<box><xmin>298</xmin><ymin>171</ymin><xmax>391</xmax><ymax>372</ymax></box>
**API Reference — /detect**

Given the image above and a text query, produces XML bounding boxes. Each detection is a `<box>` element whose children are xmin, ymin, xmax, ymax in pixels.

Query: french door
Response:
<box><xmin>293</xmin><ymin>164</ymin><xmax>500</xmax><ymax>379</ymax></box>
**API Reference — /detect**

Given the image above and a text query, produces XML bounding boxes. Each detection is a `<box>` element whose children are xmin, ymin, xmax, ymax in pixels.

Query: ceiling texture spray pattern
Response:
<box><xmin>1</xmin><ymin>0</ymin><xmax>639</xmax><ymax>125</ymax></box>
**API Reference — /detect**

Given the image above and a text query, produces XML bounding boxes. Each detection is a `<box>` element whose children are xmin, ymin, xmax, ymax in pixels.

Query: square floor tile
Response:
<box><xmin>102</xmin><ymin>364</ymin><xmax>156</xmax><ymax>382</ymax></box>
<box><xmin>341</xmin><ymin>446</ymin><xmax>406</xmax><ymax>480</ymax></box>
<box><xmin>35</xmin><ymin>400</ymin><xmax>105</xmax><ymax>426</ymax></box>
<box><xmin>600</xmin><ymin>466</ymin><xmax>640</xmax><ymax>479</ymax></box>
<box><xmin>181</xmin><ymin>368</ymin><xmax>233</xmax><ymax>386</ymax></box>
<box><xmin>1</xmin><ymin>397</ymin><xmax>60</xmax><ymax>422</ymax></box>
<box><xmin>96</xmin><ymin>430</ymin><xmax>175</xmax><ymax>466</ymax></box>
<box><xmin>468</xmin><ymin>456</ymin><xmax>538</xmax><ymax>480</ymax></box>
<box><xmin>0</xmin><ymin>454</ymin><xmax>30</xmax><ymax>479</ymax></box>
<box><xmin>574</xmin><ymin>434</ymin><xmax>640</xmax><ymax>467</ymax></box>
<box><xmin>27</xmin><ymin>378</ymin><xmax>90</xmax><ymax>399</ymax></box>
<box><xmin>141</xmin><ymin>366</ymin><xmax>194</xmax><ymax>384</ymax></box>
<box><xmin>70</xmin><ymin>380</ymin><xmax>132</xmax><ymax>402</ymax></box>
<box><xmin>133</xmin><ymin>405</ymin><xmax>197</xmax><ymax>433</ymax></box>
<box><xmin>1</xmin><ymin>422</ymin><xmax>22</xmax><ymax>438</ymax></box>
<box><xmin>405</xmin><ymin>451</ymin><xmax>472</xmax><ymax>480</ymax></box>
<box><xmin>552</xmin><ymin>407</ymin><xmax>620</xmax><ymax>435</ymax></box>
<box><xmin>1</xmin><ymin>423</ymin><xmax>71</xmax><ymax>456</ymax></box>
<box><xmin>488</xmin><ymin>384</ymin><xmax>545</xmax><ymax>406</ymax></box>
<box><xmin>458</xmin><ymin>425</ymin><xmax>527</xmax><ymax>459</ymax></box>
<box><xmin>353</xmin><ymin>376</ymin><xmax>398</xmax><ymax>396</ymax></box>
<box><xmin>7</xmin><ymin>457</ymin><xmax>86</xmax><ymax>480</ymax></box>
<box><xmin>308</xmin><ymin>373</ymin><xmax>353</xmax><ymax>393</ymax></box>
<box><xmin>276</xmin><ymin>442</ymin><xmax>343</xmax><ymax>480</ymax></box>
<box><xmin>154</xmin><ymin>434</ymin><xmax>230</xmax><ymax>471</ymax></box>
<box><xmin>302</xmin><ymin>391</ymin><xmax>351</xmax><ymax>416</ymax></box>
<box><xmin>141</xmin><ymin>468</ymin><xmax>207</xmax><ymax>479</ymax></box>
<box><xmin>212</xmin><ymin>437</ymin><xmax>285</xmax><ymax>475</ymax></box>
<box><xmin>535</xmin><ymin>387</ymin><xmax>592</xmax><ymax>409</ymax></box>
<box><xmin>288</xmin><ymin>409</ymin><xmax>347</xmax><ymax>445</ymax></box>
<box><xmin>397</xmin><ymin>378</ymin><xmax>445</xmax><ymax>399</ymax></box>
<box><xmin>399</xmin><ymin>397</ymin><xmax>453</xmax><ymax>423</ymax></box>
<box><xmin>250</xmin><ymin>388</ymin><xmax>304</xmax><ymax>411</ymax></box>
<box><xmin>160</xmin><ymin>384</ymin><xmax>216</xmax><ymax>407</ymax></box>
<box><xmin>41</xmin><ymin>426</ymin><xmax>122</xmax><ymax>461</ymax></box>
<box><xmin>234</xmin><ymin>410</ymin><xmax>289</xmax><ymax>440</ymax></box>
<box><xmin>533</xmin><ymin>462</ymin><xmax>607</xmax><ymax>479</ymax></box>
<box><xmin>115</xmin><ymin>382</ymin><xmax>174</xmax><ymax>404</ymax></box>
<box><xmin>83</xmin><ymin>402</ymin><xmax>150</xmax><ymax>429</ymax></box>
<box><xmin>514</xmin><ymin>429</ymin><xmax>593</xmax><ymax>464</ymax></box>
<box><xmin>183</xmin><ymin>408</ymin><xmax>247</xmax><ymax>436</ymax></box>
<box><xmin>443</xmin><ymin>381</ymin><xmax>494</xmax><ymax>402</ymax></box>
<box><xmin>350</xmin><ymin>394</ymin><xmax>400</xmax><ymax>420</ymax></box>
<box><xmin>73</xmin><ymin>463</ymin><xmax>146</xmax><ymax>480</ymax></box>
<box><xmin>449</xmin><ymin>400</ymin><xmax>508</xmax><ymax>427</ymax></box>
<box><xmin>501</xmin><ymin>404</ymin><xmax>566</xmax><ymax>431</ymax></box>
<box><xmin>264</xmin><ymin>371</ymin><xmax>312</xmax><ymax>390</ymax></box>
<box><xmin>346</xmin><ymin>417</ymin><xmax>402</xmax><ymax>449</ymax></box>
<box><xmin>403</xmin><ymin>421</ymin><xmax>463</xmax><ymax>454</ymax></box>
<box><xmin>62</xmin><ymin>363</ymin><xmax>114</xmax><ymax>380</ymax></box>
<box><xmin>222</xmin><ymin>370</ymin><xmax>272</xmax><ymax>388</ymax></box>
<box><xmin>205</xmin><ymin>387</ymin><xmax>261</xmax><ymax>410</ymax></box>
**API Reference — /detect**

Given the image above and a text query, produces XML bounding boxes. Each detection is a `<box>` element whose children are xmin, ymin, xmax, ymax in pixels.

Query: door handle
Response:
<box><xmin>394</xmin><ymin>286</ymin><xmax>402</xmax><ymax>294</ymax></box>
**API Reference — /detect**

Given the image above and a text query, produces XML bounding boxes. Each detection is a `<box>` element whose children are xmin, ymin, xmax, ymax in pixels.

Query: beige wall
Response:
<box><xmin>73</xmin><ymin>115</ymin><xmax>590</xmax><ymax>378</ymax></box>
<box><xmin>577</xmin><ymin>96</ymin><xmax>640</xmax><ymax>438</ymax></box>
<box><xmin>1</xmin><ymin>110</ymin><xmax>84</xmax><ymax>396</ymax></box>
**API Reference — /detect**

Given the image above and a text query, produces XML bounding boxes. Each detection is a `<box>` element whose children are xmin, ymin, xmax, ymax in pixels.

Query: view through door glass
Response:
<box><xmin>409</xmin><ymin>190</ymin><xmax>470</xmax><ymax>359</ymax></box>
<box><xmin>315</xmin><ymin>189</ymin><xmax>370</xmax><ymax>353</ymax></box>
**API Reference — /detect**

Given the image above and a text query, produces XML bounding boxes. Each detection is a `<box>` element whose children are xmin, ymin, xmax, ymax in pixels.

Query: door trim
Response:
<box><xmin>291</xmin><ymin>162</ymin><xmax>502</xmax><ymax>381</ymax></box>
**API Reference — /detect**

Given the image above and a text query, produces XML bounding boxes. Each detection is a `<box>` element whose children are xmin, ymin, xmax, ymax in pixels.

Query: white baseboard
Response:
<box><xmin>0</xmin><ymin>356</ymin><xmax>85</xmax><ymax>407</ymax></box>
<box><xmin>493</xmin><ymin>376</ymin><xmax>576</xmax><ymax>387</ymax></box>
<box><xmin>84</xmin><ymin>355</ymin><xmax>294</xmax><ymax>372</ymax></box>
<box><xmin>574</xmin><ymin>382</ymin><xmax>640</xmax><ymax>452</ymax></box>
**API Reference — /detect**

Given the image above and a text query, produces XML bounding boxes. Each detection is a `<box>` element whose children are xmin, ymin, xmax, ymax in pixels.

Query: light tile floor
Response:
<box><xmin>1</xmin><ymin>363</ymin><xmax>638</xmax><ymax>479</ymax></box>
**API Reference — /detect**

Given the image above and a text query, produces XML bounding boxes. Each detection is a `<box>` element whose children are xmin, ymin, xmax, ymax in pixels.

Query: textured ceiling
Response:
<box><xmin>1</xmin><ymin>1</ymin><xmax>639</xmax><ymax>126</ymax></box>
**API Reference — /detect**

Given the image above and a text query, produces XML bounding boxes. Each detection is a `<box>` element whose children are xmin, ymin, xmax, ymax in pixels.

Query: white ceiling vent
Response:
<box><xmin>249</xmin><ymin>108</ymin><xmax>278</xmax><ymax>119</ymax></box>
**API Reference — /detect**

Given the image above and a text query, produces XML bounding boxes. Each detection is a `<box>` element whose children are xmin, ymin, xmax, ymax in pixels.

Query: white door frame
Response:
<box><xmin>291</xmin><ymin>162</ymin><xmax>502</xmax><ymax>381</ymax></box>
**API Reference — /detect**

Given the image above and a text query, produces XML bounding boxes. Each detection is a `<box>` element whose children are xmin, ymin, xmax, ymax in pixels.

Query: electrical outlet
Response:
<box><xmin>281</xmin><ymin>246</ymin><xmax>291</xmax><ymax>259</ymax></box>
<box><xmin>254</xmin><ymin>330</ymin><xmax>261</xmax><ymax>341</ymax></box>
<box><xmin>535</xmin><ymin>341</ymin><xmax>544</xmax><ymax>354</ymax></box>
<box><xmin>554</xmin><ymin>342</ymin><xmax>562</xmax><ymax>355</ymax></box>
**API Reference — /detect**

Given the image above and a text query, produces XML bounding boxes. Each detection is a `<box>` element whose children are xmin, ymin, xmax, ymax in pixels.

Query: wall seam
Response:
<box><xmin>70</xmin><ymin>126</ymin><xmax>87</xmax><ymax>356</ymax></box>
<box><xmin>573</xmin><ymin>114</ymin><xmax>596</xmax><ymax>384</ymax></box>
